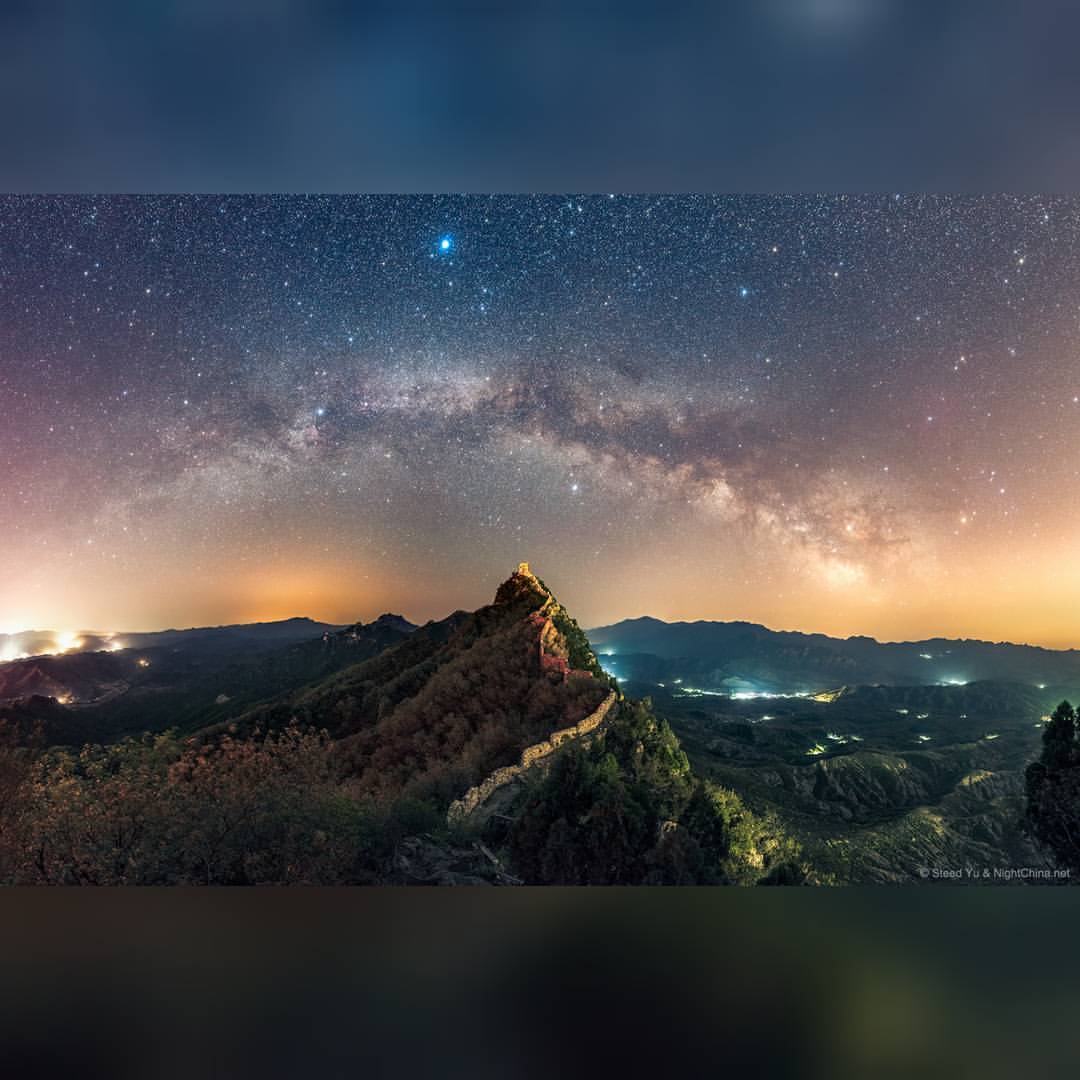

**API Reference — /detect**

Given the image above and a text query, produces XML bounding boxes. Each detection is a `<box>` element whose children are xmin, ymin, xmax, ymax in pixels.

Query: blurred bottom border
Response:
<box><xmin>2</xmin><ymin>887</ymin><xmax>1076</xmax><ymax>1079</ymax></box>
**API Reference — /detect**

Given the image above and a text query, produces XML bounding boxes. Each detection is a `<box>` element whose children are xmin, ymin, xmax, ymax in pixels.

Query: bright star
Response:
<box><xmin>438</xmin><ymin>235</ymin><xmax>453</xmax><ymax>253</ymax></box>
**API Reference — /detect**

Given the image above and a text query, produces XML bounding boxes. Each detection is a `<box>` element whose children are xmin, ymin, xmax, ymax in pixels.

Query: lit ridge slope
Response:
<box><xmin>229</xmin><ymin>561</ymin><xmax>613</xmax><ymax>808</ymax></box>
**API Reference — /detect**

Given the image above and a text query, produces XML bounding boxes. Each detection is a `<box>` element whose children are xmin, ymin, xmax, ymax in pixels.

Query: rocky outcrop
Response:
<box><xmin>388</xmin><ymin>834</ymin><xmax>521</xmax><ymax>885</ymax></box>
<box><xmin>447</xmin><ymin>689</ymin><xmax>619</xmax><ymax>825</ymax></box>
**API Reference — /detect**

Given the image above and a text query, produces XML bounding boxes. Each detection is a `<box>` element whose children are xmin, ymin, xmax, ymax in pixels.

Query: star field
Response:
<box><xmin>3</xmin><ymin>195</ymin><xmax>1080</xmax><ymax>645</ymax></box>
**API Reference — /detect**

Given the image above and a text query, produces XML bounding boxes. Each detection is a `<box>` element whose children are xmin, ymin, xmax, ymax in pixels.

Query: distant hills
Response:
<box><xmin>587</xmin><ymin>616</ymin><xmax>1080</xmax><ymax>694</ymax></box>
<box><xmin>13</xmin><ymin>609</ymin><xmax>1080</xmax><ymax>702</ymax></box>
<box><xmin>0</xmin><ymin>613</ymin><xmax>423</xmax><ymax>748</ymax></box>
<box><xmin>0</xmin><ymin>616</ymin><xmax>339</xmax><ymax>665</ymax></box>
<box><xmin>0</xmin><ymin>617</ymin><xmax>343</xmax><ymax>707</ymax></box>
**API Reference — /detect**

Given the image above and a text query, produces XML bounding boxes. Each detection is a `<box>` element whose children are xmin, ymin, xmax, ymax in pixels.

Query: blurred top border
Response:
<box><xmin>3</xmin><ymin>0</ymin><xmax>1079</xmax><ymax>192</ymax></box>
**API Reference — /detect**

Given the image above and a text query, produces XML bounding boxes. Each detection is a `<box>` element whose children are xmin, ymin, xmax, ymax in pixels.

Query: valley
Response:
<box><xmin>592</xmin><ymin>617</ymin><xmax>1069</xmax><ymax>882</ymax></box>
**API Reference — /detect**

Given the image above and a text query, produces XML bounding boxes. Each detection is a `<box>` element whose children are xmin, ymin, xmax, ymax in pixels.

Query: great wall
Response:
<box><xmin>446</xmin><ymin>686</ymin><xmax>619</xmax><ymax>826</ymax></box>
<box><xmin>446</xmin><ymin>562</ymin><xmax>620</xmax><ymax>826</ymax></box>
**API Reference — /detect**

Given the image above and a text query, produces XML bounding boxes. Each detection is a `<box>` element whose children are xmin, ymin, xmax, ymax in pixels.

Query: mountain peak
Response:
<box><xmin>370</xmin><ymin>613</ymin><xmax>417</xmax><ymax>634</ymax></box>
<box><xmin>487</xmin><ymin>562</ymin><xmax>613</xmax><ymax>685</ymax></box>
<box><xmin>510</xmin><ymin>561</ymin><xmax>544</xmax><ymax>592</ymax></box>
<box><xmin>493</xmin><ymin>560</ymin><xmax>552</xmax><ymax>611</ymax></box>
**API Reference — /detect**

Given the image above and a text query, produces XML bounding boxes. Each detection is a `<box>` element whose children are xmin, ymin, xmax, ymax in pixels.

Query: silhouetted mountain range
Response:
<box><xmin>0</xmin><ymin>616</ymin><xmax>339</xmax><ymax>665</ymax></box>
<box><xmin>0</xmin><ymin>612</ymin><xmax>423</xmax><ymax>746</ymax></box>
<box><xmin>588</xmin><ymin>616</ymin><xmax>1080</xmax><ymax>694</ymax></box>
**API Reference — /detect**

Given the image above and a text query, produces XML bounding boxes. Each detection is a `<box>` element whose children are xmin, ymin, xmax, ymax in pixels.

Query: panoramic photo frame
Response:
<box><xmin>1</xmin><ymin>194</ymin><xmax>1076</xmax><ymax>886</ymax></box>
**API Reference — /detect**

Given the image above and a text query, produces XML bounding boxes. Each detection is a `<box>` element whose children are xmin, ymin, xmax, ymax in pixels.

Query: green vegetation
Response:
<box><xmin>531</xmin><ymin>571</ymin><xmax>610</xmax><ymax>681</ymax></box>
<box><xmin>626</xmin><ymin>676</ymin><xmax>1052</xmax><ymax>883</ymax></box>
<box><xmin>550</xmin><ymin>603</ymin><xmax>612</xmax><ymax>683</ymax></box>
<box><xmin>506</xmin><ymin>698</ymin><xmax>806</xmax><ymax>884</ymax></box>
<box><xmin>1026</xmin><ymin>700</ymin><xmax>1080</xmax><ymax>873</ymax></box>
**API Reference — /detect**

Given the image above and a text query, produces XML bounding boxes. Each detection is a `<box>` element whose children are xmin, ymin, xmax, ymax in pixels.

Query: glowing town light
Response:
<box><xmin>731</xmin><ymin>690</ymin><xmax>813</xmax><ymax>700</ymax></box>
<box><xmin>55</xmin><ymin>631</ymin><xmax>83</xmax><ymax>653</ymax></box>
<box><xmin>0</xmin><ymin>641</ymin><xmax>29</xmax><ymax>663</ymax></box>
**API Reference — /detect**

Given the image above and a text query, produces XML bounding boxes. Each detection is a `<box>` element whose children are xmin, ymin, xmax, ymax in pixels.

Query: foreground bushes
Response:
<box><xmin>0</xmin><ymin>702</ymin><xmax>808</xmax><ymax>886</ymax></box>
<box><xmin>0</xmin><ymin>725</ymin><xmax>410</xmax><ymax>885</ymax></box>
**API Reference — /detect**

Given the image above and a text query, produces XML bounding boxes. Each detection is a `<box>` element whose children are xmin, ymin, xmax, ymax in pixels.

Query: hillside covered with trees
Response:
<box><xmin>0</xmin><ymin>565</ymin><xmax>798</xmax><ymax>885</ymax></box>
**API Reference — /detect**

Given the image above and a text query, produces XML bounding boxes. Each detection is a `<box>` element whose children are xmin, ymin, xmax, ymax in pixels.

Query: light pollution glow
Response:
<box><xmin>0</xmin><ymin>632</ymin><xmax>126</xmax><ymax>663</ymax></box>
<box><xmin>4</xmin><ymin>195</ymin><xmax>1080</xmax><ymax>648</ymax></box>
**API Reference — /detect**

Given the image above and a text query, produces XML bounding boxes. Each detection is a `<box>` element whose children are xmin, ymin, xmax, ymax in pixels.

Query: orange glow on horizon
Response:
<box><xmin>2</xmin><ymin>541</ymin><xmax>1080</xmax><ymax>653</ymax></box>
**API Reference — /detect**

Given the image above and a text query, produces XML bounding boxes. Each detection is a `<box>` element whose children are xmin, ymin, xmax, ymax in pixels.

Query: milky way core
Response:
<box><xmin>3</xmin><ymin>195</ymin><xmax>1079</xmax><ymax>645</ymax></box>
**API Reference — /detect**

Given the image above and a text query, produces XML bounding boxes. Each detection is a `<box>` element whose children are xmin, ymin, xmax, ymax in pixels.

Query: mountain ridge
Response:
<box><xmin>588</xmin><ymin>615</ymin><xmax>1080</xmax><ymax>692</ymax></box>
<box><xmin>590</xmin><ymin>614</ymin><xmax>1080</xmax><ymax>654</ymax></box>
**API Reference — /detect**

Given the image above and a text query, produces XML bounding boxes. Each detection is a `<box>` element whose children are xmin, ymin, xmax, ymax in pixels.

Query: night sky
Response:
<box><xmin>3</xmin><ymin>195</ymin><xmax>1079</xmax><ymax>646</ymax></box>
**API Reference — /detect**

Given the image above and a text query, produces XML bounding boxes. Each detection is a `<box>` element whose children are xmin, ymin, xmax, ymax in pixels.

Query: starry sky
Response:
<box><xmin>3</xmin><ymin>195</ymin><xmax>1080</xmax><ymax>646</ymax></box>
